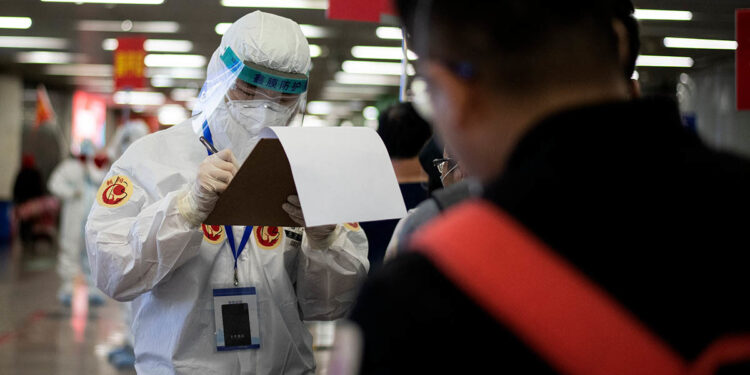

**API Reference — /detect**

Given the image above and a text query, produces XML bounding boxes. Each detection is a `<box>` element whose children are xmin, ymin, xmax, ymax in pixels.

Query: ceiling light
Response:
<box><xmin>102</xmin><ymin>38</ymin><xmax>193</xmax><ymax>52</ymax></box>
<box><xmin>215</xmin><ymin>23</ymin><xmax>231</xmax><ymax>35</ymax></box>
<box><xmin>150</xmin><ymin>76</ymin><xmax>174</xmax><ymax>87</ymax></box>
<box><xmin>42</xmin><ymin>0</ymin><xmax>164</xmax><ymax>4</ymax></box>
<box><xmin>363</xmin><ymin>106</ymin><xmax>379</xmax><ymax>120</ymax></box>
<box><xmin>631</xmin><ymin>71</ymin><xmax>639</xmax><ymax>80</ymax></box>
<box><xmin>299</xmin><ymin>24</ymin><xmax>330</xmax><ymax>38</ymax></box>
<box><xmin>144</xmin><ymin>39</ymin><xmax>193</xmax><ymax>52</ymax></box>
<box><xmin>342</xmin><ymin>60</ymin><xmax>415</xmax><ymax>76</ymax></box>
<box><xmin>17</xmin><ymin>51</ymin><xmax>76</xmax><ymax>64</ymax></box>
<box><xmin>78</xmin><ymin>20</ymin><xmax>178</xmax><ymax>33</ymax></box>
<box><xmin>147</xmin><ymin>67</ymin><xmax>205</xmax><ymax>79</ymax></box>
<box><xmin>72</xmin><ymin>77</ymin><xmax>113</xmax><ymax>91</ymax></box>
<box><xmin>45</xmin><ymin>64</ymin><xmax>113</xmax><ymax>76</ymax></box>
<box><xmin>158</xmin><ymin>104</ymin><xmax>188</xmax><ymax>125</ymax></box>
<box><xmin>216</xmin><ymin>22</ymin><xmax>329</xmax><ymax>38</ymax></box>
<box><xmin>663</xmin><ymin>37</ymin><xmax>737</xmax><ymax>50</ymax></box>
<box><xmin>170</xmin><ymin>88</ymin><xmax>198</xmax><ymax>102</ymax></box>
<box><xmin>307</xmin><ymin>101</ymin><xmax>333</xmax><ymax>115</ymax></box>
<box><xmin>0</xmin><ymin>17</ymin><xmax>32</xmax><ymax>29</ymax></box>
<box><xmin>113</xmin><ymin>91</ymin><xmax>166</xmax><ymax>106</ymax></box>
<box><xmin>102</xmin><ymin>39</ymin><xmax>118</xmax><ymax>50</ymax></box>
<box><xmin>321</xmin><ymin>83</ymin><xmax>387</xmax><ymax>100</ymax></box>
<box><xmin>376</xmin><ymin>27</ymin><xmax>403</xmax><ymax>40</ymax></box>
<box><xmin>351</xmin><ymin>46</ymin><xmax>417</xmax><ymax>60</ymax></box>
<box><xmin>221</xmin><ymin>0</ymin><xmax>326</xmax><ymax>9</ymax></box>
<box><xmin>334</xmin><ymin>72</ymin><xmax>401</xmax><ymax>86</ymax></box>
<box><xmin>633</xmin><ymin>9</ymin><xmax>693</xmax><ymax>21</ymax></box>
<box><xmin>309</xmin><ymin>44</ymin><xmax>322</xmax><ymax>58</ymax></box>
<box><xmin>635</xmin><ymin>55</ymin><xmax>694</xmax><ymax>68</ymax></box>
<box><xmin>0</xmin><ymin>36</ymin><xmax>67</xmax><ymax>49</ymax></box>
<box><xmin>301</xmin><ymin>115</ymin><xmax>328</xmax><ymax>127</ymax></box>
<box><xmin>144</xmin><ymin>54</ymin><xmax>206</xmax><ymax>68</ymax></box>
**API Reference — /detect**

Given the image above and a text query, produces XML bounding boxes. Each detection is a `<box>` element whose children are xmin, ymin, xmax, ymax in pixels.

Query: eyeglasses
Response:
<box><xmin>228</xmin><ymin>79</ymin><xmax>300</xmax><ymax>105</ymax></box>
<box><xmin>432</xmin><ymin>158</ymin><xmax>458</xmax><ymax>175</ymax></box>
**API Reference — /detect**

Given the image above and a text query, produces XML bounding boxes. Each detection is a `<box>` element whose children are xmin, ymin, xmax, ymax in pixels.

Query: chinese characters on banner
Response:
<box><xmin>114</xmin><ymin>37</ymin><xmax>146</xmax><ymax>91</ymax></box>
<box><xmin>738</xmin><ymin>10</ymin><xmax>750</xmax><ymax>110</ymax></box>
<box><xmin>327</xmin><ymin>0</ymin><xmax>395</xmax><ymax>23</ymax></box>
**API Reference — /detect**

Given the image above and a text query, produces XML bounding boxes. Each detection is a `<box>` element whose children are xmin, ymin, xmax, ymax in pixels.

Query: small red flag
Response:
<box><xmin>34</xmin><ymin>84</ymin><xmax>55</xmax><ymax>129</ymax></box>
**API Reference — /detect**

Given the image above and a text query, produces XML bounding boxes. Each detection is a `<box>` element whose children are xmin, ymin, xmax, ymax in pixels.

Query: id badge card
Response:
<box><xmin>213</xmin><ymin>287</ymin><xmax>261</xmax><ymax>351</ymax></box>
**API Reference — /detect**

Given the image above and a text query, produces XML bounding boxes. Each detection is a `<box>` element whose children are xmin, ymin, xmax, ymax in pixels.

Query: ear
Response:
<box><xmin>424</xmin><ymin>61</ymin><xmax>474</xmax><ymax>131</ymax></box>
<box><xmin>612</xmin><ymin>19</ymin><xmax>630</xmax><ymax>76</ymax></box>
<box><xmin>629</xmin><ymin>79</ymin><xmax>641</xmax><ymax>99</ymax></box>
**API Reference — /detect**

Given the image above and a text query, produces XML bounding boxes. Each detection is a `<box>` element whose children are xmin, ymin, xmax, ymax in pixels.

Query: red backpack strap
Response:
<box><xmin>689</xmin><ymin>336</ymin><xmax>750</xmax><ymax>375</ymax></box>
<box><xmin>411</xmin><ymin>199</ymin><xmax>688</xmax><ymax>375</ymax></box>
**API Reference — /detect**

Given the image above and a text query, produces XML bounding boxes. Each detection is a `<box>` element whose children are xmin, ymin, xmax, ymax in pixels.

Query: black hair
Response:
<box><xmin>418</xmin><ymin>137</ymin><xmax>444</xmax><ymax>195</ymax></box>
<box><xmin>396</xmin><ymin>0</ymin><xmax>627</xmax><ymax>92</ymax></box>
<box><xmin>377</xmin><ymin>102</ymin><xmax>433</xmax><ymax>159</ymax></box>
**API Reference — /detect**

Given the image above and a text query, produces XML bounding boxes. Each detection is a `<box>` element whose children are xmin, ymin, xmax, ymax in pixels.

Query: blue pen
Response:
<box><xmin>199</xmin><ymin>136</ymin><xmax>218</xmax><ymax>155</ymax></box>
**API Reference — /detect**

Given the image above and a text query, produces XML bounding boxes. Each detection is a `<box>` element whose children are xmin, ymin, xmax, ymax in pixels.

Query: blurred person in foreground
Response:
<box><xmin>383</xmin><ymin>0</ymin><xmax>641</xmax><ymax>263</ymax></box>
<box><xmin>86</xmin><ymin>11</ymin><xmax>368</xmax><ymax>374</ymax></box>
<box><xmin>361</xmin><ymin>102</ymin><xmax>431</xmax><ymax>271</ymax></box>
<box><xmin>349</xmin><ymin>0</ymin><xmax>750</xmax><ymax>374</ymax></box>
<box><xmin>48</xmin><ymin>139</ymin><xmax>108</xmax><ymax>307</ymax></box>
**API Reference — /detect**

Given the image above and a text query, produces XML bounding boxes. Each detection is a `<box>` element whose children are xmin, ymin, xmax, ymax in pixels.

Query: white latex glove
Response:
<box><xmin>178</xmin><ymin>149</ymin><xmax>238</xmax><ymax>226</ymax></box>
<box><xmin>281</xmin><ymin>195</ymin><xmax>336</xmax><ymax>245</ymax></box>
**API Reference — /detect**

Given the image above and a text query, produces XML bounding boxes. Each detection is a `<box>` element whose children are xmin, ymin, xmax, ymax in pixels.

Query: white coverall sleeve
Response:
<box><xmin>85</xmin><ymin>165</ymin><xmax>204</xmax><ymax>302</ymax></box>
<box><xmin>48</xmin><ymin>161</ymin><xmax>80</xmax><ymax>200</ymax></box>
<box><xmin>295</xmin><ymin>225</ymin><xmax>369</xmax><ymax>321</ymax></box>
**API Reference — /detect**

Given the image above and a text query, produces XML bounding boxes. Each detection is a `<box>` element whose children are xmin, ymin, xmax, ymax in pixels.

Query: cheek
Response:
<box><xmin>429</xmin><ymin>92</ymin><xmax>456</xmax><ymax>140</ymax></box>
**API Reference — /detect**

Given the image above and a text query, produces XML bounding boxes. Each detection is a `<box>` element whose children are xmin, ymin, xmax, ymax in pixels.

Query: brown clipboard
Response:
<box><xmin>204</xmin><ymin>138</ymin><xmax>299</xmax><ymax>227</ymax></box>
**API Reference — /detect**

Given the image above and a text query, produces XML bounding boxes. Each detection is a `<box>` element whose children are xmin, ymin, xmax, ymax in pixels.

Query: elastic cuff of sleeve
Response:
<box><xmin>177</xmin><ymin>190</ymin><xmax>203</xmax><ymax>228</ymax></box>
<box><xmin>305</xmin><ymin>226</ymin><xmax>337</xmax><ymax>249</ymax></box>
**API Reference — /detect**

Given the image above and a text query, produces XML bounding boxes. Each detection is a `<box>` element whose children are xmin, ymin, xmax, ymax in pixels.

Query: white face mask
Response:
<box><xmin>208</xmin><ymin>99</ymin><xmax>297</xmax><ymax>163</ymax></box>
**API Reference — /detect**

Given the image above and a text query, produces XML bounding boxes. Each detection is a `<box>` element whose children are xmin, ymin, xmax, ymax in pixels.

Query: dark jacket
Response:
<box><xmin>349</xmin><ymin>98</ymin><xmax>750</xmax><ymax>374</ymax></box>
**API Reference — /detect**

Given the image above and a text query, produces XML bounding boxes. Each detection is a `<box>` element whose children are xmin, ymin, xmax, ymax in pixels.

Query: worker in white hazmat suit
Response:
<box><xmin>85</xmin><ymin>11</ymin><xmax>369</xmax><ymax>374</ymax></box>
<box><xmin>49</xmin><ymin>139</ymin><xmax>107</xmax><ymax>306</ymax></box>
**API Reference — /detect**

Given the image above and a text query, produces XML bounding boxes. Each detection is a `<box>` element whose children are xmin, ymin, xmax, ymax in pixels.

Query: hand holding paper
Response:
<box><xmin>282</xmin><ymin>195</ymin><xmax>336</xmax><ymax>245</ymax></box>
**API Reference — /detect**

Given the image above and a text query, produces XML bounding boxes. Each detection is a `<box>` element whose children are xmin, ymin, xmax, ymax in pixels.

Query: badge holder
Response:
<box><xmin>212</xmin><ymin>224</ymin><xmax>260</xmax><ymax>351</ymax></box>
<box><xmin>213</xmin><ymin>287</ymin><xmax>261</xmax><ymax>351</ymax></box>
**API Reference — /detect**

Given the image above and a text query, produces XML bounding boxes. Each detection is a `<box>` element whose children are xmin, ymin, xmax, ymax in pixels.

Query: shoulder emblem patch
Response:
<box><xmin>97</xmin><ymin>175</ymin><xmax>134</xmax><ymax>208</ymax></box>
<box><xmin>202</xmin><ymin>224</ymin><xmax>226</xmax><ymax>245</ymax></box>
<box><xmin>255</xmin><ymin>226</ymin><xmax>282</xmax><ymax>250</ymax></box>
<box><xmin>344</xmin><ymin>222</ymin><xmax>361</xmax><ymax>231</ymax></box>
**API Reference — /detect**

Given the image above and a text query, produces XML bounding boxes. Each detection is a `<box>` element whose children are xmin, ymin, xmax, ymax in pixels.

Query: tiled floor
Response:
<box><xmin>0</xmin><ymin>240</ymin><xmax>335</xmax><ymax>375</ymax></box>
<box><xmin>0</xmin><ymin>241</ymin><xmax>135</xmax><ymax>375</ymax></box>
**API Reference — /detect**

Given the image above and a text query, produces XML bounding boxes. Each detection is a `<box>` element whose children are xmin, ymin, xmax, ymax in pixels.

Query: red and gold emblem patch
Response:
<box><xmin>344</xmin><ymin>222</ymin><xmax>361</xmax><ymax>231</ymax></box>
<box><xmin>202</xmin><ymin>224</ymin><xmax>226</xmax><ymax>244</ymax></box>
<box><xmin>96</xmin><ymin>175</ymin><xmax>134</xmax><ymax>208</ymax></box>
<box><xmin>255</xmin><ymin>226</ymin><xmax>282</xmax><ymax>250</ymax></box>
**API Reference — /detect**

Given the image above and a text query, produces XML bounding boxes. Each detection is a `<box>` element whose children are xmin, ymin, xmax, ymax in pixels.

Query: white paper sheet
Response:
<box><xmin>260</xmin><ymin>126</ymin><xmax>407</xmax><ymax>227</ymax></box>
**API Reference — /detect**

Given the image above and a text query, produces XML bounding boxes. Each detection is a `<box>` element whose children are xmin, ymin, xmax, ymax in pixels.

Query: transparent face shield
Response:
<box><xmin>192</xmin><ymin>46</ymin><xmax>308</xmax><ymax>155</ymax></box>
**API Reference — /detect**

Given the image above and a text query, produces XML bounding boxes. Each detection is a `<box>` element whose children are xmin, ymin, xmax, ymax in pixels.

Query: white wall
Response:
<box><xmin>0</xmin><ymin>75</ymin><xmax>23</xmax><ymax>200</ymax></box>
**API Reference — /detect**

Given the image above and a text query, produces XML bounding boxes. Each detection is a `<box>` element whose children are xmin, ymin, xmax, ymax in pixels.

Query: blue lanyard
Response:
<box><xmin>202</xmin><ymin>123</ymin><xmax>253</xmax><ymax>286</ymax></box>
